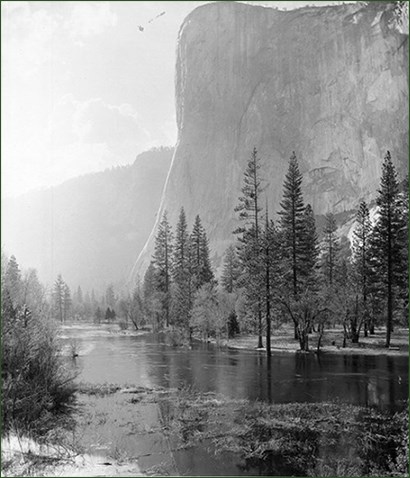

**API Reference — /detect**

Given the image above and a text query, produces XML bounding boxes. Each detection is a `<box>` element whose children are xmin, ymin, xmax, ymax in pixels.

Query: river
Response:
<box><xmin>60</xmin><ymin>324</ymin><xmax>408</xmax><ymax>475</ymax></box>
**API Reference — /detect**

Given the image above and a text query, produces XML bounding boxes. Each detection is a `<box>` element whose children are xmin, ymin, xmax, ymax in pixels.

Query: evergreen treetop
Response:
<box><xmin>172</xmin><ymin>207</ymin><xmax>190</xmax><ymax>285</ymax></box>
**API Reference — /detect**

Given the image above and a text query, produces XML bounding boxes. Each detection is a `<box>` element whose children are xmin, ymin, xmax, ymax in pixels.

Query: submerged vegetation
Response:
<box><xmin>4</xmin><ymin>380</ymin><xmax>405</xmax><ymax>477</ymax></box>
<box><xmin>154</xmin><ymin>388</ymin><xmax>408</xmax><ymax>477</ymax></box>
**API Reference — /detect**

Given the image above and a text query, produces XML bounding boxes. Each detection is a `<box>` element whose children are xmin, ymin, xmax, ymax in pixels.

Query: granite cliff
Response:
<box><xmin>134</xmin><ymin>1</ymin><xmax>408</xmax><ymax>277</ymax></box>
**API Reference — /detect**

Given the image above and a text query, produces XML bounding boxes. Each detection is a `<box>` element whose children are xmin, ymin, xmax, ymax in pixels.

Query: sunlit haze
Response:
<box><xmin>2</xmin><ymin>1</ymin><xmax>350</xmax><ymax>198</ymax></box>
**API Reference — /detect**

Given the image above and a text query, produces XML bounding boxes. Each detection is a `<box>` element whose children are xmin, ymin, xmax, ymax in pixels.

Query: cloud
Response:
<box><xmin>2</xmin><ymin>1</ymin><xmax>179</xmax><ymax>198</ymax></box>
<box><xmin>66</xmin><ymin>2</ymin><xmax>117</xmax><ymax>41</ymax></box>
<box><xmin>2</xmin><ymin>91</ymin><xmax>161</xmax><ymax>198</ymax></box>
<box><xmin>42</xmin><ymin>95</ymin><xmax>156</xmax><ymax>183</ymax></box>
<box><xmin>56</xmin><ymin>95</ymin><xmax>152</xmax><ymax>152</ymax></box>
<box><xmin>2</xmin><ymin>2</ymin><xmax>61</xmax><ymax>75</ymax></box>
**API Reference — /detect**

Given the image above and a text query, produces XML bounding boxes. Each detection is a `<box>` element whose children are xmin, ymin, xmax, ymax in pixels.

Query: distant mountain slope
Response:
<box><xmin>2</xmin><ymin>147</ymin><xmax>173</xmax><ymax>292</ymax></box>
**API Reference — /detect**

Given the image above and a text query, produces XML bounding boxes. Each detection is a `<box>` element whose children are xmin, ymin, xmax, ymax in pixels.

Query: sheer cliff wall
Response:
<box><xmin>133</xmin><ymin>1</ymin><xmax>408</xmax><ymax>278</ymax></box>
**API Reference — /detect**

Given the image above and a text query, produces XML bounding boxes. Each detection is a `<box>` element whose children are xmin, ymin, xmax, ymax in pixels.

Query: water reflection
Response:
<box><xmin>62</xmin><ymin>326</ymin><xmax>408</xmax><ymax>411</ymax></box>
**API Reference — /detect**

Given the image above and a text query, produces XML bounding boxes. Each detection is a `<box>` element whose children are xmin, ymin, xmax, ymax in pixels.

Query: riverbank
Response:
<box><xmin>58</xmin><ymin>321</ymin><xmax>409</xmax><ymax>356</ymax></box>
<box><xmin>1</xmin><ymin>434</ymin><xmax>145</xmax><ymax>477</ymax></box>
<box><xmin>3</xmin><ymin>386</ymin><xmax>406</xmax><ymax>477</ymax></box>
<box><xmin>208</xmin><ymin>325</ymin><xmax>409</xmax><ymax>356</ymax></box>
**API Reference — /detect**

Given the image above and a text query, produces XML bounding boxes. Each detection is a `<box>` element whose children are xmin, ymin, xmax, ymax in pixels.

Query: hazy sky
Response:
<box><xmin>2</xmin><ymin>1</ymin><xmax>348</xmax><ymax>198</ymax></box>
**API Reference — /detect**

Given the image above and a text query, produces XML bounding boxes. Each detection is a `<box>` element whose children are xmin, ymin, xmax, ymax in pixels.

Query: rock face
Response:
<box><xmin>3</xmin><ymin>148</ymin><xmax>173</xmax><ymax>292</ymax></box>
<box><xmin>135</xmin><ymin>1</ymin><xmax>408</xmax><ymax>276</ymax></box>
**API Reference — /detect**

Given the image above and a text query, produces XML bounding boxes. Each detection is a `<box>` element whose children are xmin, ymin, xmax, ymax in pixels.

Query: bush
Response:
<box><xmin>2</xmin><ymin>295</ymin><xmax>76</xmax><ymax>436</ymax></box>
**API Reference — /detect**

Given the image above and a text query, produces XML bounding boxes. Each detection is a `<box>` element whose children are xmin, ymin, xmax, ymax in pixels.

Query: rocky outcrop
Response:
<box><xmin>134</xmin><ymin>1</ymin><xmax>408</xmax><ymax>276</ymax></box>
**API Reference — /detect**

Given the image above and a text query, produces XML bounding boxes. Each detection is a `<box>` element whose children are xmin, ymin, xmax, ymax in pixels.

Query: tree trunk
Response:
<box><xmin>299</xmin><ymin>329</ymin><xmax>309</xmax><ymax>351</ymax></box>
<box><xmin>316</xmin><ymin>323</ymin><xmax>324</xmax><ymax>353</ymax></box>
<box><xmin>369</xmin><ymin>315</ymin><xmax>375</xmax><ymax>334</ymax></box>
<box><xmin>364</xmin><ymin>320</ymin><xmax>368</xmax><ymax>337</ymax></box>
<box><xmin>265</xmin><ymin>258</ymin><xmax>271</xmax><ymax>357</ymax></box>
<box><xmin>351</xmin><ymin>320</ymin><xmax>359</xmax><ymax>343</ymax></box>
<box><xmin>258</xmin><ymin>305</ymin><xmax>263</xmax><ymax>348</ymax></box>
<box><xmin>351</xmin><ymin>330</ymin><xmax>359</xmax><ymax>343</ymax></box>
<box><xmin>294</xmin><ymin>323</ymin><xmax>299</xmax><ymax>340</ymax></box>
<box><xmin>342</xmin><ymin>324</ymin><xmax>348</xmax><ymax>348</ymax></box>
<box><xmin>386</xmin><ymin>212</ymin><xmax>392</xmax><ymax>347</ymax></box>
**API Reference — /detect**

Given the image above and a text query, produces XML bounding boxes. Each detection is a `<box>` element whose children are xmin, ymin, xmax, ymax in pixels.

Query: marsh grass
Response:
<box><xmin>153</xmin><ymin>388</ymin><xmax>409</xmax><ymax>477</ymax></box>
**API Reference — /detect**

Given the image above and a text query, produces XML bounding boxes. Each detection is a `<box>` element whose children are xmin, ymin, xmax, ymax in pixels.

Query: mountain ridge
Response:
<box><xmin>2</xmin><ymin>147</ymin><xmax>174</xmax><ymax>292</ymax></box>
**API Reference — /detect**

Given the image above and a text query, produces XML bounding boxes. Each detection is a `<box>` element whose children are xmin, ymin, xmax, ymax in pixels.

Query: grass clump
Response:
<box><xmin>77</xmin><ymin>382</ymin><xmax>122</xmax><ymax>396</ymax></box>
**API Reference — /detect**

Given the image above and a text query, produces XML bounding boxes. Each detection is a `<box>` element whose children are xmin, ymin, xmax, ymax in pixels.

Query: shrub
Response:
<box><xmin>1</xmin><ymin>294</ymin><xmax>76</xmax><ymax>436</ymax></box>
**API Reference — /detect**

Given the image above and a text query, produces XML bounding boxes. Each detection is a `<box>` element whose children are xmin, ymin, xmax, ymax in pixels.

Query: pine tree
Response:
<box><xmin>199</xmin><ymin>229</ymin><xmax>214</xmax><ymax>286</ymax></box>
<box><xmin>221</xmin><ymin>245</ymin><xmax>241</xmax><ymax>293</ymax></box>
<box><xmin>105</xmin><ymin>284</ymin><xmax>115</xmax><ymax>309</ymax></box>
<box><xmin>22</xmin><ymin>268</ymin><xmax>45</xmax><ymax>316</ymax></box>
<box><xmin>105</xmin><ymin>307</ymin><xmax>112</xmax><ymax>322</ymax></box>
<box><xmin>235</xmin><ymin>147</ymin><xmax>264</xmax><ymax>348</ymax></box>
<box><xmin>4</xmin><ymin>255</ymin><xmax>22</xmax><ymax>307</ymax></box>
<box><xmin>262</xmin><ymin>210</ymin><xmax>278</xmax><ymax>356</ymax></box>
<box><xmin>279</xmin><ymin>152</ymin><xmax>306</xmax><ymax>297</ymax></box>
<box><xmin>171</xmin><ymin>207</ymin><xmax>192</xmax><ymax>330</ymax></box>
<box><xmin>143</xmin><ymin>261</ymin><xmax>161</xmax><ymax>329</ymax></box>
<box><xmin>301</xmin><ymin>204</ymin><xmax>319</xmax><ymax>286</ymax></box>
<box><xmin>52</xmin><ymin>274</ymin><xmax>65</xmax><ymax>322</ymax></box>
<box><xmin>322</xmin><ymin>212</ymin><xmax>339</xmax><ymax>287</ymax></box>
<box><xmin>2</xmin><ymin>288</ymin><xmax>17</xmax><ymax>330</ymax></box>
<box><xmin>278</xmin><ymin>152</ymin><xmax>307</xmax><ymax>339</ymax></box>
<box><xmin>63</xmin><ymin>283</ymin><xmax>71</xmax><ymax>322</ymax></box>
<box><xmin>143</xmin><ymin>262</ymin><xmax>158</xmax><ymax>304</ymax></box>
<box><xmin>77</xmin><ymin>286</ymin><xmax>83</xmax><ymax>304</ymax></box>
<box><xmin>190</xmin><ymin>215</ymin><xmax>214</xmax><ymax>290</ymax></box>
<box><xmin>91</xmin><ymin>289</ymin><xmax>97</xmax><ymax>309</ymax></box>
<box><xmin>352</xmin><ymin>201</ymin><xmax>373</xmax><ymax>335</ymax></box>
<box><xmin>172</xmin><ymin>208</ymin><xmax>190</xmax><ymax>284</ymax></box>
<box><xmin>95</xmin><ymin>306</ymin><xmax>102</xmax><ymax>324</ymax></box>
<box><xmin>84</xmin><ymin>291</ymin><xmax>92</xmax><ymax>317</ymax></box>
<box><xmin>370</xmin><ymin>151</ymin><xmax>407</xmax><ymax>347</ymax></box>
<box><xmin>153</xmin><ymin>210</ymin><xmax>173</xmax><ymax>326</ymax></box>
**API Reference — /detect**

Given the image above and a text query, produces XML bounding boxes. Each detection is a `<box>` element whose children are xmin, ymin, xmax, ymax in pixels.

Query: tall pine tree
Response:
<box><xmin>53</xmin><ymin>274</ymin><xmax>66</xmax><ymax>322</ymax></box>
<box><xmin>262</xmin><ymin>207</ymin><xmax>281</xmax><ymax>356</ymax></box>
<box><xmin>301</xmin><ymin>204</ymin><xmax>319</xmax><ymax>286</ymax></box>
<box><xmin>153</xmin><ymin>210</ymin><xmax>173</xmax><ymax>327</ymax></box>
<box><xmin>190</xmin><ymin>215</ymin><xmax>214</xmax><ymax>290</ymax></box>
<box><xmin>322</xmin><ymin>212</ymin><xmax>339</xmax><ymax>287</ymax></box>
<box><xmin>279</xmin><ymin>152</ymin><xmax>306</xmax><ymax>297</ymax></box>
<box><xmin>221</xmin><ymin>245</ymin><xmax>241</xmax><ymax>293</ymax></box>
<box><xmin>235</xmin><ymin>147</ymin><xmax>264</xmax><ymax>348</ymax></box>
<box><xmin>352</xmin><ymin>201</ymin><xmax>373</xmax><ymax>336</ymax></box>
<box><xmin>370</xmin><ymin>151</ymin><xmax>407</xmax><ymax>347</ymax></box>
<box><xmin>4</xmin><ymin>255</ymin><xmax>22</xmax><ymax>307</ymax></box>
<box><xmin>171</xmin><ymin>207</ymin><xmax>192</xmax><ymax>330</ymax></box>
<box><xmin>278</xmin><ymin>152</ymin><xmax>306</xmax><ymax>339</ymax></box>
<box><xmin>143</xmin><ymin>261</ymin><xmax>161</xmax><ymax>329</ymax></box>
<box><xmin>63</xmin><ymin>283</ymin><xmax>71</xmax><ymax>322</ymax></box>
